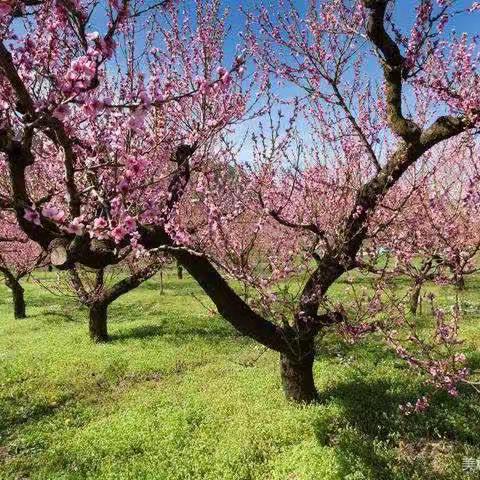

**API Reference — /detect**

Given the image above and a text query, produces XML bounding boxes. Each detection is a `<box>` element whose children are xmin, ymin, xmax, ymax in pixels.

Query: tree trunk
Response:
<box><xmin>409</xmin><ymin>283</ymin><xmax>422</xmax><ymax>315</ymax></box>
<box><xmin>89</xmin><ymin>302</ymin><xmax>109</xmax><ymax>342</ymax></box>
<box><xmin>10</xmin><ymin>281</ymin><xmax>26</xmax><ymax>319</ymax></box>
<box><xmin>454</xmin><ymin>274</ymin><xmax>465</xmax><ymax>290</ymax></box>
<box><xmin>280</xmin><ymin>352</ymin><xmax>318</xmax><ymax>404</ymax></box>
<box><xmin>177</xmin><ymin>261</ymin><xmax>183</xmax><ymax>280</ymax></box>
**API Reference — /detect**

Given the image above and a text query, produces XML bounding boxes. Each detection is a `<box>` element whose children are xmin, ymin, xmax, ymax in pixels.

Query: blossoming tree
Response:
<box><xmin>367</xmin><ymin>137</ymin><xmax>480</xmax><ymax>314</ymax></box>
<box><xmin>0</xmin><ymin>212</ymin><xmax>43</xmax><ymax>318</ymax></box>
<box><xmin>66</xmin><ymin>253</ymin><xmax>164</xmax><ymax>341</ymax></box>
<box><xmin>1</xmin><ymin>0</ymin><xmax>479</xmax><ymax>403</ymax></box>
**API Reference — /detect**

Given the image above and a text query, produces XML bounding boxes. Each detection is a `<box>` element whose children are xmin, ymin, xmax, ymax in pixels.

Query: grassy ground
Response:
<box><xmin>0</xmin><ymin>271</ymin><xmax>479</xmax><ymax>480</ymax></box>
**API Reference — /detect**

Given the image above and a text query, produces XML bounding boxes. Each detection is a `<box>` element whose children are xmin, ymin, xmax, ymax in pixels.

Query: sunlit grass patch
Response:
<box><xmin>0</xmin><ymin>270</ymin><xmax>478</xmax><ymax>479</ymax></box>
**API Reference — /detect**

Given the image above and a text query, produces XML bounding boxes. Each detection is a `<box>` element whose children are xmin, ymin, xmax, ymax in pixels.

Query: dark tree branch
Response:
<box><xmin>269</xmin><ymin>210</ymin><xmax>324</xmax><ymax>237</ymax></box>
<box><xmin>171</xmin><ymin>247</ymin><xmax>292</xmax><ymax>354</ymax></box>
<box><xmin>69</xmin><ymin>267</ymin><xmax>90</xmax><ymax>304</ymax></box>
<box><xmin>420</xmin><ymin>115</ymin><xmax>473</xmax><ymax>149</ymax></box>
<box><xmin>363</xmin><ymin>0</ymin><xmax>421</xmax><ymax>141</ymax></box>
<box><xmin>0</xmin><ymin>42</ymin><xmax>36</xmax><ymax>116</ymax></box>
<box><xmin>104</xmin><ymin>262</ymin><xmax>160</xmax><ymax>303</ymax></box>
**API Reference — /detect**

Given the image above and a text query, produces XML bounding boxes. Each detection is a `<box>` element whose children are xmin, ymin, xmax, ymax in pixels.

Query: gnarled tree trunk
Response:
<box><xmin>12</xmin><ymin>282</ymin><xmax>26</xmax><ymax>319</ymax></box>
<box><xmin>177</xmin><ymin>261</ymin><xmax>183</xmax><ymax>279</ymax></box>
<box><xmin>3</xmin><ymin>272</ymin><xmax>26</xmax><ymax>319</ymax></box>
<box><xmin>280</xmin><ymin>352</ymin><xmax>318</xmax><ymax>404</ymax></box>
<box><xmin>89</xmin><ymin>302</ymin><xmax>109</xmax><ymax>342</ymax></box>
<box><xmin>409</xmin><ymin>282</ymin><xmax>422</xmax><ymax>315</ymax></box>
<box><xmin>71</xmin><ymin>263</ymin><xmax>160</xmax><ymax>342</ymax></box>
<box><xmin>454</xmin><ymin>274</ymin><xmax>465</xmax><ymax>290</ymax></box>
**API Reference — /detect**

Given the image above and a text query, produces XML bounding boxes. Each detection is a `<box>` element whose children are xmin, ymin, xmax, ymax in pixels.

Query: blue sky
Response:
<box><xmin>216</xmin><ymin>0</ymin><xmax>479</xmax><ymax>102</ymax></box>
<box><xmin>219</xmin><ymin>0</ymin><xmax>479</xmax><ymax>56</ymax></box>
<box><xmin>6</xmin><ymin>0</ymin><xmax>478</xmax><ymax>167</ymax></box>
<box><xmin>75</xmin><ymin>0</ymin><xmax>479</xmax><ymax>80</ymax></box>
<box><xmin>11</xmin><ymin>0</ymin><xmax>478</xmax><ymax>64</ymax></box>
<box><xmin>213</xmin><ymin>0</ymin><xmax>480</xmax><ymax>161</ymax></box>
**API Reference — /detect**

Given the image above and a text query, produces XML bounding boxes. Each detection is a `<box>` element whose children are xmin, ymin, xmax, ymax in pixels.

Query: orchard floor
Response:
<box><xmin>0</xmin><ymin>271</ymin><xmax>479</xmax><ymax>480</ymax></box>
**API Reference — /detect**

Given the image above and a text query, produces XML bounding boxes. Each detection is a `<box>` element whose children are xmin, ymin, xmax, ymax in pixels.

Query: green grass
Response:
<box><xmin>0</xmin><ymin>271</ymin><xmax>479</xmax><ymax>480</ymax></box>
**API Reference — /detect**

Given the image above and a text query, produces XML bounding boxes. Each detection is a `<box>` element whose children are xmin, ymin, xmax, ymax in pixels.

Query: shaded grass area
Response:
<box><xmin>0</xmin><ymin>271</ymin><xmax>479</xmax><ymax>479</ymax></box>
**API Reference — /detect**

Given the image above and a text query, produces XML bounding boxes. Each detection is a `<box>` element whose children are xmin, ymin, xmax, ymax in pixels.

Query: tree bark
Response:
<box><xmin>177</xmin><ymin>261</ymin><xmax>183</xmax><ymax>280</ymax></box>
<box><xmin>173</xmin><ymin>249</ymin><xmax>290</xmax><ymax>353</ymax></box>
<box><xmin>3</xmin><ymin>272</ymin><xmax>26</xmax><ymax>319</ymax></box>
<box><xmin>409</xmin><ymin>282</ymin><xmax>422</xmax><ymax>315</ymax></box>
<box><xmin>280</xmin><ymin>352</ymin><xmax>318</xmax><ymax>404</ymax></box>
<box><xmin>89</xmin><ymin>302</ymin><xmax>109</xmax><ymax>342</ymax></box>
<box><xmin>454</xmin><ymin>274</ymin><xmax>465</xmax><ymax>290</ymax></box>
<box><xmin>11</xmin><ymin>280</ymin><xmax>26</xmax><ymax>319</ymax></box>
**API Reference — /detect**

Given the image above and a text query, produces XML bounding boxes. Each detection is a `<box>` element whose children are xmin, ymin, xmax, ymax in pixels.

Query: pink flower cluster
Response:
<box><xmin>110</xmin><ymin>216</ymin><xmax>137</xmax><ymax>244</ymax></box>
<box><xmin>23</xmin><ymin>208</ymin><xmax>41</xmax><ymax>225</ymax></box>
<box><xmin>24</xmin><ymin>205</ymin><xmax>139</xmax><ymax>245</ymax></box>
<box><xmin>383</xmin><ymin>303</ymin><xmax>470</xmax><ymax>412</ymax></box>
<box><xmin>194</xmin><ymin>65</ymin><xmax>233</xmax><ymax>96</ymax></box>
<box><xmin>405</xmin><ymin>0</ymin><xmax>433</xmax><ymax>70</ymax></box>
<box><xmin>66</xmin><ymin>217</ymin><xmax>85</xmax><ymax>235</ymax></box>
<box><xmin>62</xmin><ymin>56</ymin><xmax>97</xmax><ymax>95</ymax></box>
<box><xmin>42</xmin><ymin>206</ymin><xmax>65</xmax><ymax>222</ymax></box>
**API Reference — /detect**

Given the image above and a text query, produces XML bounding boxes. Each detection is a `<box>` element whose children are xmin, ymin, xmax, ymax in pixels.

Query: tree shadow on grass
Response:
<box><xmin>31</xmin><ymin>310</ymin><xmax>79</xmax><ymax>323</ymax></box>
<box><xmin>0</xmin><ymin>394</ymin><xmax>72</xmax><ymax>438</ymax></box>
<box><xmin>109</xmin><ymin>322</ymin><xmax>242</xmax><ymax>344</ymax></box>
<box><xmin>142</xmin><ymin>278</ymin><xmax>200</xmax><ymax>296</ymax></box>
<box><xmin>314</xmin><ymin>375</ymin><xmax>480</xmax><ymax>479</ymax></box>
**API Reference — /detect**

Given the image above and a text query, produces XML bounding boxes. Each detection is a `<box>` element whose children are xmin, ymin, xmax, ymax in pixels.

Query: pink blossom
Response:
<box><xmin>138</xmin><ymin>91</ymin><xmax>151</xmax><ymax>107</ymax></box>
<box><xmin>220</xmin><ymin>71</ymin><xmax>231</xmax><ymax>85</ymax></box>
<box><xmin>195</xmin><ymin>76</ymin><xmax>210</xmax><ymax>95</ymax></box>
<box><xmin>123</xmin><ymin>215</ymin><xmax>136</xmax><ymax>233</ymax></box>
<box><xmin>83</xmin><ymin>98</ymin><xmax>104</xmax><ymax>118</ymax></box>
<box><xmin>66</xmin><ymin>217</ymin><xmax>85</xmax><ymax>235</ymax></box>
<box><xmin>118</xmin><ymin>178</ymin><xmax>130</xmax><ymax>194</ymax></box>
<box><xmin>93</xmin><ymin>217</ymin><xmax>108</xmax><ymax>229</ymax></box>
<box><xmin>217</xmin><ymin>67</ymin><xmax>227</xmax><ymax>78</ymax></box>
<box><xmin>447</xmin><ymin>386</ymin><xmax>459</xmax><ymax>397</ymax></box>
<box><xmin>86</xmin><ymin>31</ymin><xmax>100</xmax><ymax>41</ymax></box>
<box><xmin>41</xmin><ymin>206</ymin><xmax>65</xmax><ymax>222</ymax></box>
<box><xmin>126</xmin><ymin>155</ymin><xmax>146</xmax><ymax>175</ymax></box>
<box><xmin>63</xmin><ymin>56</ymin><xmax>96</xmax><ymax>93</ymax></box>
<box><xmin>90</xmin><ymin>217</ymin><xmax>109</xmax><ymax>239</ymax></box>
<box><xmin>127</xmin><ymin>109</ymin><xmax>146</xmax><ymax>132</ymax></box>
<box><xmin>111</xmin><ymin>224</ymin><xmax>127</xmax><ymax>243</ymax></box>
<box><xmin>23</xmin><ymin>208</ymin><xmax>41</xmax><ymax>226</ymax></box>
<box><xmin>52</xmin><ymin>104</ymin><xmax>70</xmax><ymax>121</ymax></box>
